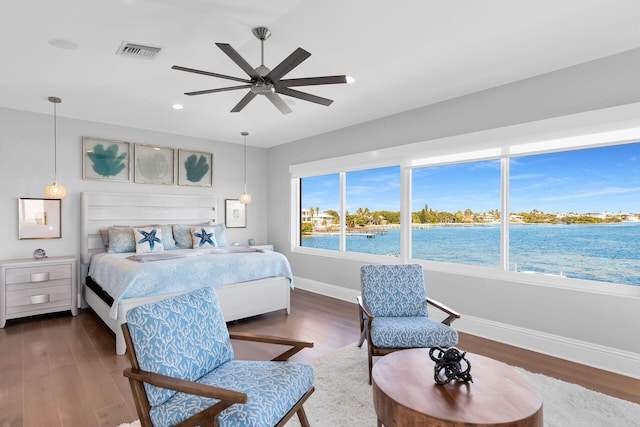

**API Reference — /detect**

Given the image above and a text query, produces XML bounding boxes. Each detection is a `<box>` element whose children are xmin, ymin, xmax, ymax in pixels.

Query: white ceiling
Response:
<box><xmin>2</xmin><ymin>0</ymin><xmax>640</xmax><ymax>148</ymax></box>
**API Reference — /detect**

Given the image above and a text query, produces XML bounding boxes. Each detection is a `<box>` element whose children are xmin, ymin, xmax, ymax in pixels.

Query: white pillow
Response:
<box><xmin>191</xmin><ymin>226</ymin><xmax>217</xmax><ymax>248</ymax></box>
<box><xmin>134</xmin><ymin>227</ymin><xmax>164</xmax><ymax>254</ymax></box>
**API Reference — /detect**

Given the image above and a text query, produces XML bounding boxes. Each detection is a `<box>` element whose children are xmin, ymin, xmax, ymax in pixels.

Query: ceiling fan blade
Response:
<box><xmin>277</xmin><ymin>75</ymin><xmax>348</xmax><ymax>88</ymax></box>
<box><xmin>265</xmin><ymin>47</ymin><xmax>311</xmax><ymax>84</ymax></box>
<box><xmin>277</xmin><ymin>87</ymin><xmax>333</xmax><ymax>106</ymax></box>
<box><xmin>230</xmin><ymin>91</ymin><xmax>257</xmax><ymax>112</ymax></box>
<box><xmin>215</xmin><ymin>43</ymin><xmax>262</xmax><ymax>81</ymax></box>
<box><xmin>265</xmin><ymin>93</ymin><xmax>293</xmax><ymax>114</ymax></box>
<box><xmin>171</xmin><ymin>65</ymin><xmax>252</xmax><ymax>84</ymax></box>
<box><xmin>184</xmin><ymin>85</ymin><xmax>253</xmax><ymax>96</ymax></box>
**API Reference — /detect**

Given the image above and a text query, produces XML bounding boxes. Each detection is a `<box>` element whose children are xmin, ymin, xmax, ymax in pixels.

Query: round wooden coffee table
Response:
<box><xmin>372</xmin><ymin>349</ymin><xmax>543</xmax><ymax>427</ymax></box>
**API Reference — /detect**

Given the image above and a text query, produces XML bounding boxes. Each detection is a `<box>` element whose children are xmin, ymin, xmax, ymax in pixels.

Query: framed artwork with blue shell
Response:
<box><xmin>82</xmin><ymin>136</ymin><xmax>131</xmax><ymax>182</ymax></box>
<box><xmin>178</xmin><ymin>149</ymin><xmax>213</xmax><ymax>187</ymax></box>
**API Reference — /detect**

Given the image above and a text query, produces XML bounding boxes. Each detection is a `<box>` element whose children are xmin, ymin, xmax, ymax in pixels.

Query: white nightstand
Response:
<box><xmin>0</xmin><ymin>256</ymin><xmax>78</xmax><ymax>328</ymax></box>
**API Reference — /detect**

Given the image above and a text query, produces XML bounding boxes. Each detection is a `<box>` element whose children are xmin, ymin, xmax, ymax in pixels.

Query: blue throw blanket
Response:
<box><xmin>88</xmin><ymin>248</ymin><xmax>294</xmax><ymax>319</ymax></box>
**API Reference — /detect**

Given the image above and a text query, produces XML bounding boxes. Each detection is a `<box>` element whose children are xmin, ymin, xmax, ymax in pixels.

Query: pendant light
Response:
<box><xmin>238</xmin><ymin>131</ymin><xmax>252</xmax><ymax>204</ymax></box>
<box><xmin>44</xmin><ymin>96</ymin><xmax>67</xmax><ymax>199</ymax></box>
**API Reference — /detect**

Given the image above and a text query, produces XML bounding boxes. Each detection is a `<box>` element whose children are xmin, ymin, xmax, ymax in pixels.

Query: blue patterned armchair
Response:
<box><xmin>358</xmin><ymin>264</ymin><xmax>460</xmax><ymax>384</ymax></box>
<box><xmin>122</xmin><ymin>287</ymin><xmax>315</xmax><ymax>427</ymax></box>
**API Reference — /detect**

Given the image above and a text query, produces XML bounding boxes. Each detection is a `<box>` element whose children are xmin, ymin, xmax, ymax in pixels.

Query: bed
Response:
<box><xmin>80</xmin><ymin>192</ymin><xmax>292</xmax><ymax>355</ymax></box>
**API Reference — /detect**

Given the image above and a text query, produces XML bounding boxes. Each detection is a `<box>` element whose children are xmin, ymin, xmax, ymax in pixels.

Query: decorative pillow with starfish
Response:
<box><xmin>134</xmin><ymin>227</ymin><xmax>164</xmax><ymax>254</ymax></box>
<box><xmin>191</xmin><ymin>226</ymin><xmax>217</xmax><ymax>248</ymax></box>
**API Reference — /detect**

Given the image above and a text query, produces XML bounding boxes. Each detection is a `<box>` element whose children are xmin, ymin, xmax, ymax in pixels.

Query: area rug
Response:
<box><xmin>118</xmin><ymin>344</ymin><xmax>640</xmax><ymax>427</ymax></box>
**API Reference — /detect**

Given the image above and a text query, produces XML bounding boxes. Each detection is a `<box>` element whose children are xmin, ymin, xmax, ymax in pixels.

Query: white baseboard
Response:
<box><xmin>294</xmin><ymin>276</ymin><xmax>640</xmax><ymax>379</ymax></box>
<box><xmin>295</xmin><ymin>276</ymin><xmax>361</xmax><ymax>304</ymax></box>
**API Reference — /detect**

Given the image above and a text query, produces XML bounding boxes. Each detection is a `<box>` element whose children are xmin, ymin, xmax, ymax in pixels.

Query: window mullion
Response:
<box><xmin>400</xmin><ymin>165</ymin><xmax>411</xmax><ymax>262</ymax></box>
<box><xmin>339</xmin><ymin>172</ymin><xmax>346</xmax><ymax>252</ymax></box>
<box><xmin>500</xmin><ymin>157</ymin><xmax>510</xmax><ymax>271</ymax></box>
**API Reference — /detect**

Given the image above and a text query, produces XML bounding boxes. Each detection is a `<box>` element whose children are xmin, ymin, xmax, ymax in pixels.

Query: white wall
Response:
<box><xmin>266</xmin><ymin>48</ymin><xmax>640</xmax><ymax>377</ymax></box>
<box><xmin>0</xmin><ymin>107</ymin><xmax>268</xmax><ymax>261</ymax></box>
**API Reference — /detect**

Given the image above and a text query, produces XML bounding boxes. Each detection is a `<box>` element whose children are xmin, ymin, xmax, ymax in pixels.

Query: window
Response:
<box><xmin>299</xmin><ymin>167</ymin><xmax>401</xmax><ymax>255</ymax></box>
<box><xmin>345</xmin><ymin>166</ymin><xmax>400</xmax><ymax>256</ymax></box>
<box><xmin>292</xmin><ymin>134</ymin><xmax>640</xmax><ymax>288</ymax></box>
<box><xmin>300</xmin><ymin>173</ymin><xmax>340</xmax><ymax>250</ymax></box>
<box><xmin>510</xmin><ymin>143</ymin><xmax>640</xmax><ymax>285</ymax></box>
<box><xmin>411</xmin><ymin>160</ymin><xmax>501</xmax><ymax>267</ymax></box>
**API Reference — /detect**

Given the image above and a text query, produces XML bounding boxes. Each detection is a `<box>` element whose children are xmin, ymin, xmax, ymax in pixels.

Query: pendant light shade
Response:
<box><xmin>44</xmin><ymin>183</ymin><xmax>67</xmax><ymax>199</ymax></box>
<box><xmin>44</xmin><ymin>96</ymin><xmax>67</xmax><ymax>199</ymax></box>
<box><xmin>239</xmin><ymin>131</ymin><xmax>251</xmax><ymax>204</ymax></box>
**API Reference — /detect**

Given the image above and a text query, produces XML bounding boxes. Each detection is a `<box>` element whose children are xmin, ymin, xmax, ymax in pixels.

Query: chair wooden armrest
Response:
<box><xmin>357</xmin><ymin>296</ymin><xmax>375</xmax><ymax>349</ymax></box>
<box><xmin>357</xmin><ymin>296</ymin><xmax>374</xmax><ymax>320</ymax></box>
<box><xmin>123</xmin><ymin>367</ymin><xmax>248</xmax><ymax>403</ymax></box>
<box><xmin>427</xmin><ymin>298</ymin><xmax>461</xmax><ymax>326</ymax></box>
<box><xmin>123</xmin><ymin>367</ymin><xmax>248</xmax><ymax>427</ymax></box>
<box><xmin>229</xmin><ymin>332</ymin><xmax>313</xmax><ymax>361</ymax></box>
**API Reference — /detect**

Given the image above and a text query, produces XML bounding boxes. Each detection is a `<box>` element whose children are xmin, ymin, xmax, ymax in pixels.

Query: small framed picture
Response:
<box><xmin>134</xmin><ymin>143</ymin><xmax>175</xmax><ymax>185</ymax></box>
<box><xmin>83</xmin><ymin>136</ymin><xmax>131</xmax><ymax>182</ymax></box>
<box><xmin>18</xmin><ymin>198</ymin><xmax>62</xmax><ymax>239</ymax></box>
<box><xmin>225</xmin><ymin>199</ymin><xmax>246</xmax><ymax>228</ymax></box>
<box><xmin>178</xmin><ymin>149</ymin><xmax>213</xmax><ymax>187</ymax></box>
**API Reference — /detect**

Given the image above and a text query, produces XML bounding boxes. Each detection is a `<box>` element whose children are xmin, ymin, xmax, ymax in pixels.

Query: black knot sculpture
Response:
<box><xmin>429</xmin><ymin>347</ymin><xmax>473</xmax><ymax>385</ymax></box>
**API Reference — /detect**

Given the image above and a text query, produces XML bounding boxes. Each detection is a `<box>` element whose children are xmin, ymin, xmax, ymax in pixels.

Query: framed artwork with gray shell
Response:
<box><xmin>134</xmin><ymin>143</ymin><xmax>175</xmax><ymax>185</ymax></box>
<box><xmin>178</xmin><ymin>149</ymin><xmax>213</xmax><ymax>187</ymax></box>
<box><xmin>82</xmin><ymin>136</ymin><xmax>131</xmax><ymax>182</ymax></box>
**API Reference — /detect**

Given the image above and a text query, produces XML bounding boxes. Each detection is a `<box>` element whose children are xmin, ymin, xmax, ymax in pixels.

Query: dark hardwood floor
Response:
<box><xmin>1</xmin><ymin>289</ymin><xmax>638</xmax><ymax>427</ymax></box>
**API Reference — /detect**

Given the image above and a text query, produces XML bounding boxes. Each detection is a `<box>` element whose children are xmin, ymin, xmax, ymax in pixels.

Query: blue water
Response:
<box><xmin>301</xmin><ymin>223</ymin><xmax>640</xmax><ymax>286</ymax></box>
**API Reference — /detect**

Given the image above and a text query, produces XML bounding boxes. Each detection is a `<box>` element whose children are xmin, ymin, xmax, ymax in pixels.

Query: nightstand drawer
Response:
<box><xmin>5</xmin><ymin>263</ymin><xmax>72</xmax><ymax>285</ymax></box>
<box><xmin>6</xmin><ymin>283</ymin><xmax>72</xmax><ymax>315</ymax></box>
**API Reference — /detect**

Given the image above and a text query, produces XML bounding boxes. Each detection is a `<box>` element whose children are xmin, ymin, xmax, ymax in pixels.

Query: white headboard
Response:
<box><xmin>80</xmin><ymin>192</ymin><xmax>217</xmax><ymax>264</ymax></box>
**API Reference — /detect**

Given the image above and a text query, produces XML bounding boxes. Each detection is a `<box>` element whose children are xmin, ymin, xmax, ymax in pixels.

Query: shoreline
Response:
<box><xmin>303</xmin><ymin>220</ymin><xmax>640</xmax><ymax>235</ymax></box>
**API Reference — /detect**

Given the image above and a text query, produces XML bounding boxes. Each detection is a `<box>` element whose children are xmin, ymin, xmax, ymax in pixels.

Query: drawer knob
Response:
<box><xmin>30</xmin><ymin>272</ymin><xmax>50</xmax><ymax>282</ymax></box>
<box><xmin>30</xmin><ymin>294</ymin><xmax>50</xmax><ymax>304</ymax></box>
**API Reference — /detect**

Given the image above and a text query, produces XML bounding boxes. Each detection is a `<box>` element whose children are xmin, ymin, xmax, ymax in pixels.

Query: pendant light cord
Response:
<box><xmin>53</xmin><ymin>101</ymin><xmax>58</xmax><ymax>184</ymax></box>
<box><xmin>243</xmin><ymin>133</ymin><xmax>247</xmax><ymax>192</ymax></box>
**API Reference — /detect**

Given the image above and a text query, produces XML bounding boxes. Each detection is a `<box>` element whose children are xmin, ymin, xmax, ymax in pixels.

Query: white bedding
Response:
<box><xmin>88</xmin><ymin>248</ymin><xmax>294</xmax><ymax>319</ymax></box>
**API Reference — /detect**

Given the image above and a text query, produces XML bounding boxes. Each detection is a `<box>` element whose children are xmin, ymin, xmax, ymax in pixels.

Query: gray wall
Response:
<box><xmin>266</xmin><ymin>48</ymin><xmax>640</xmax><ymax>363</ymax></box>
<box><xmin>0</xmin><ymin>107</ymin><xmax>268</xmax><ymax>261</ymax></box>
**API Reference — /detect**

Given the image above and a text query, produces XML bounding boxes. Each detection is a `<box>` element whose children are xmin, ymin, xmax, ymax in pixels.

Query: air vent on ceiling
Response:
<box><xmin>116</xmin><ymin>41</ymin><xmax>162</xmax><ymax>59</ymax></box>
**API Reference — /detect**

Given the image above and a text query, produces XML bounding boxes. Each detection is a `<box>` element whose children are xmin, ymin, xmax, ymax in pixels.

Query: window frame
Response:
<box><xmin>289</xmin><ymin>122</ymin><xmax>640</xmax><ymax>297</ymax></box>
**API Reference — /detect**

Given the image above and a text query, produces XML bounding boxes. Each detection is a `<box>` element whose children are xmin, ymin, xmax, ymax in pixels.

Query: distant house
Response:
<box><xmin>301</xmin><ymin>209</ymin><xmax>335</xmax><ymax>229</ymax></box>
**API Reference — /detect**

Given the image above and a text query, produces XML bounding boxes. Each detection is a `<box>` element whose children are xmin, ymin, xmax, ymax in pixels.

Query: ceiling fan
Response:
<box><xmin>171</xmin><ymin>27</ymin><xmax>352</xmax><ymax>114</ymax></box>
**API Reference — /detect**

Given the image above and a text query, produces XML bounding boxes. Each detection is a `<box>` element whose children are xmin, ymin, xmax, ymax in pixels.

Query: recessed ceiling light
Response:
<box><xmin>172</xmin><ymin>104</ymin><xmax>184</xmax><ymax>110</ymax></box>
<box><xmin>48</xmin><ymin>39</ymin><xmax>79</xmax><ymax>50</ymax></box>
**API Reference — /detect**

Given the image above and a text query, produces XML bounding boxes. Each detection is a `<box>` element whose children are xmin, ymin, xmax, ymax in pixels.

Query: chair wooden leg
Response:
<box><xmin>367</xmin><ymin>344</ymin><xmax>374</xmax><ymax>385</ymax></box>
<box><xmin>297</xmin><ymin>406</ymin><xmax>311</xmax><ymax>427</ymax></box>
<box><xmin>357</xmin><ymin>323</ymin><xmax>367</xmax><ymax>347</ymax></box>
<box><xmin>357</xmin><ymin>306</ymin><xmax>365</xmax><ymax>347</ymax></box>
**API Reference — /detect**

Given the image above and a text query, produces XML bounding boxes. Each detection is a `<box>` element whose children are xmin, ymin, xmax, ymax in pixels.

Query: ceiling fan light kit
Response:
<box><xmin>172</xmin><ymin>27</ymin><xmax>351</xmax><ymax>114</ymax></box>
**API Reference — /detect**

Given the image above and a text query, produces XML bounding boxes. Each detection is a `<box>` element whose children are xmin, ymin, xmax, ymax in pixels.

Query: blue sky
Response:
<box><xmin>301</xmin><ymin>143</ymin><xmax>640</xmax><ymax>214</ymax></box>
